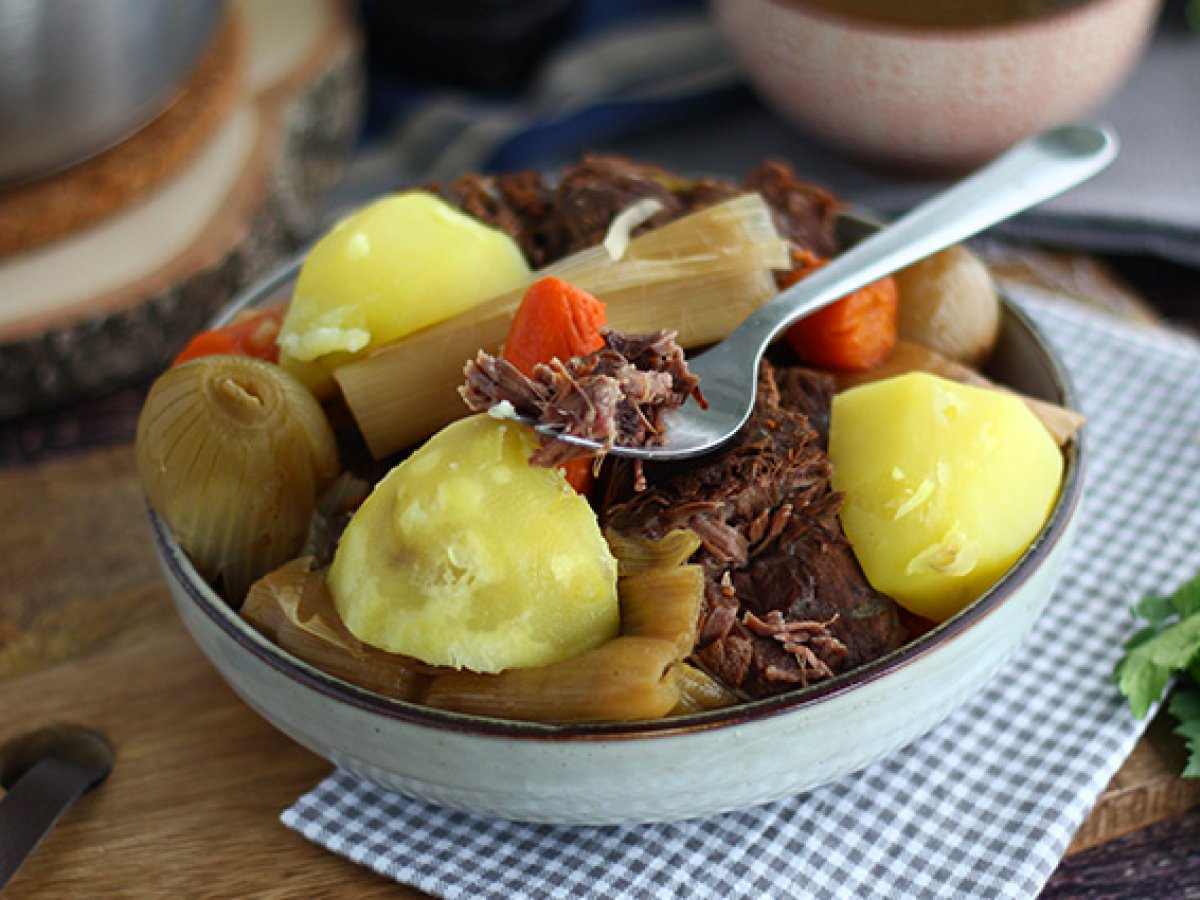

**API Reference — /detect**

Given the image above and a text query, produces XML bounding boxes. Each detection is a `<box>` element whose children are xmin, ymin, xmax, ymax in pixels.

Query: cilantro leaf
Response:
<box><xmin>1133</xmin><ymin>591</ymin><xmax>1177</xmax><ymax>624</ymax></box>
<box><xmin>1120</xmin><ymin>624</ymin><xmax>1164</xmax><ymax>654</ymax></box>
<box><xmin>1169</xmin><ymin>572</ymin><xmax>1200</xmax><ymax>619</ymax></box>
<box><xmin>1116</xmin><ymin>575</ymin><xmax>1200</xmax><ymax>779</ymax></box>
<box><xmin>1115</xmin><ymin>657</ymin><xmax>1172</xmax><ymax>719</ymax></box>
<box><xmin>1127</xmin><ymin>573</ymin><xmax>1200</xmax><ymax>626</ymax></box>
<box><xmin>1113</xmin><ymin>615</ymin><xmax>1200</xmax><ymax>718</ymax></box>
<box><xmin>1168</xmin><ymin>684</ymin><xmax>1200</xmax><ymax>779</ymax></box>
<box><xmin>1114</xmin><ymin>574</ymin><xmax>1200</xmax><ymax>717</ymax></box>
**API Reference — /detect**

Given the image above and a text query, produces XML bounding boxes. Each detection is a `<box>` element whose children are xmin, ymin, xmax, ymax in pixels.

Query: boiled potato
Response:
<box><xmin>894</xmin><ymin>245</ymin><xmax>1000</xmax><ymax>367</ymax></box>
<box><xmin>277</xmin><ymin>192</ymin><xmax>530</xmax><ymax>393</ymax></box>
<box><xmin>828</xmin><ymin>372</ymin><xmax>1062</xmax><ymax>622</ymax></box>
<box><xmin>327</xmin><ymin>415</ymin><xmax>619</xmax><ymax>673</ymax></box>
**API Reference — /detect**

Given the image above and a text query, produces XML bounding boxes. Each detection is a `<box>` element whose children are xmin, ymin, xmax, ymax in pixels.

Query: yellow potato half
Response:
<box><xmin>277</xmin><ymin>191</ymin><xmax>530</xmax><ymax>392</ymax></box>
<box><xmin>828</xmin><ymin>372</ymin><xmax>1062</xmax><ymax>622</ymax></box>
<box><xmin>328</xmin><ymin>415</ymin><xmax>619</xmax><ymax>673</ymax></box>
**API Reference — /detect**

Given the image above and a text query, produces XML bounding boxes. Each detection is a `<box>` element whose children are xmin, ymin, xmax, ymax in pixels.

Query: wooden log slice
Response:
<box><xmin>0</xmin><ymin>0</ymin><xmax>363</xmax><ymax>418</ymax></box>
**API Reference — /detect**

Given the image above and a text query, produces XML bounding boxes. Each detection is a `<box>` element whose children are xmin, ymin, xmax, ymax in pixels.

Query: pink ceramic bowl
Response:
<box><xmin>712</xmin><ymin>0</ymin><xmax>1160</xmax><ymax>171</ymax></box>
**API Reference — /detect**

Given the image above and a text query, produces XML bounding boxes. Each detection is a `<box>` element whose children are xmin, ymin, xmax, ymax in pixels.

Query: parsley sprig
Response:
<box><xmin>1113</xmin><ymin>572</ymin><xmax>1200</xmax><ymax>777</ymax></box>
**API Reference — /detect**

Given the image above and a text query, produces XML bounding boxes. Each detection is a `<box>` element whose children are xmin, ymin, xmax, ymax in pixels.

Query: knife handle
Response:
<box><xmin>0</xmin><ymin>757</ymin><xmax>107</xmax><ymax>890</ymax></box>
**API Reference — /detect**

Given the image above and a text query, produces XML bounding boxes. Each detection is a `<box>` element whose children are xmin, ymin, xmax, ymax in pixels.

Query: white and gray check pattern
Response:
<box><xmin>283</xmin><ymin>289</ymin><xmax>1200</xmax><ymax>899</ymax></box>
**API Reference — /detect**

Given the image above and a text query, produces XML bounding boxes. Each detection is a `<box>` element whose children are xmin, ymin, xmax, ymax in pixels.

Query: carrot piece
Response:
<box><xmin>174</xmin><ymin>306</ymin><xmax>285</xmax><ymax>366</ymax></box>
<box><xmin>502</xmin><ymin>277</ymin><xmax>607</xmax><ymax>497</ymax></box>
<box><xmin>781</xmin><ymin>250</ymin><xmax>898</xmax><ymax>372</ymax></box>
<box><xmin>560</xmin><ymin>458</ymin><xmax>594</xmax><ymax>494</ymax></box>
<box><xmin>502</xmin><ymin>277</ymin><xmax>607</xmax><ymax>377</ymax></box>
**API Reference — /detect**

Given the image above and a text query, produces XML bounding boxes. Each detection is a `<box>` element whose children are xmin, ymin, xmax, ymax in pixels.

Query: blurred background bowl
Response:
<box><xmin>712</xmin><ymin>0</ymin><xmax>1161</xmax><ymax>172</ymax></box>
<box><xmin>0</xmin><ymin>0</ymin><xmax>223</xmax><ymax>187</ymax></box>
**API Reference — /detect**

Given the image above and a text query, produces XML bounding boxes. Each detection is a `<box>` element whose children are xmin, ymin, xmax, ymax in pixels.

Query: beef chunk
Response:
<box><xmin>676</xmin><ymin>176</ymin><xmax>745</xmax><ymax>212</ymax></box>
<box><xmin>743</xmin><ymin>160</ymin><xmax>842</xmax><ymax>259</ymax></box>
<box><xmin>442</xmin><ymin>157</ymin><xmax>842</xmax><ymax>275</ymax></box>
<box><xmin>443</xmin><ymin>171</ymin><xmax>559</xmax><ymax>267</ymax></box>
<box><xmin>460</xmin><ymin>328</ymin><xmax>701</xmax><ymax>467</ymax></box>
<box><xmin>774</xmin><ymin>364</ymin><xmax>836</xmax><ymax>447</ymax></box>
<box><xmin>549</xmin><ymin>155</ymin><xmax>687</xmax><ymax>256</ymax></box>
<box><xmin>603</xmin><ymin>361</ymin><xmax>905</xmax><ymax>699</ymax></box>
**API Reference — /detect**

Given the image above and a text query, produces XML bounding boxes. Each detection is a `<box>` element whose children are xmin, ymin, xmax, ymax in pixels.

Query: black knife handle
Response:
<box><xmin>0</xmin><ymin>757</ymin><xmax>106</xmax><ymax>890</ymax></box>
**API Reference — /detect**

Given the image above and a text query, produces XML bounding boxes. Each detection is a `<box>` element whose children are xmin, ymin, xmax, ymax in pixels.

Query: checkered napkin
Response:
<box><xmin>283</xmin><ymin>290</ymin><xmax>1200</xmax><ymax>899</ymax></box>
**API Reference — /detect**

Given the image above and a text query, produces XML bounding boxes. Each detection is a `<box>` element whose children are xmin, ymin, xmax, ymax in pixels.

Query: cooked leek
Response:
<box><xmin>136</xmin><ymin>356</ymin><xmax>338</xmax><ymax>604</ymax></box>
<box><xmin>423</xmin><ymin>636</ymin><xmax>680</xmax><ymax>723</ymax></box>
<box><xmin>604</xmin><ymin>527</ymin><xmax>701</xmax><ymax>576</ymax></box>
<box><xmin>618</xmin><ymin>565</ymin><xmax>704</xmax><ymax>659</ymax></box>
<box><xmin>670</xmin><ymin>663</ymin><xmax>739</xmax><ymax>714</ymax></box>
<box><xmin>242</xmin><ymin>557</ymin><xmax>430</xmax><ymax>701</ymax></box>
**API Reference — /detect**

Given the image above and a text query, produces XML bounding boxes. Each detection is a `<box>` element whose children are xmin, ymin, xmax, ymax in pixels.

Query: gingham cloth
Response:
<box><xmin>283</xmin><ymin>288</ymin><xmax>1200</xmax><ymax>899</ymax></box>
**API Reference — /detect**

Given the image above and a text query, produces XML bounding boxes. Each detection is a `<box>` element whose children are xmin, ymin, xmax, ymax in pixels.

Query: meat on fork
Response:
<box><xmin>460</xmin><ymin>328</ymin><xmax>702</xmax><ymax>467</ymax></box>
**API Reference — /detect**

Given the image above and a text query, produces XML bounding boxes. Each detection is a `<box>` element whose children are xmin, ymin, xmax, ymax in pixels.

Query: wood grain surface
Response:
<box><xmin>0</xmin><ymin>610</ymin><xmax>402</xmax><ymax>897</ymax></box>
<box><xmin>1045</xmin><ymin>806</ymin><xmax>1200</xmax><ymax>899</ymax></box>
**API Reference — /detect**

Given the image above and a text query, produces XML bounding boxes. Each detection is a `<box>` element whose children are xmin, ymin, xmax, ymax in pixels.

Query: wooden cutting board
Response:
<box><xmin>0</xmin><ymin>0</ymin><xmax>361</xmax><ymax>419</ymax></box>
<box><xmin>0</xmin><ymin>442</ymin><xmax>1197</xmax><ymax>896</ymax></box>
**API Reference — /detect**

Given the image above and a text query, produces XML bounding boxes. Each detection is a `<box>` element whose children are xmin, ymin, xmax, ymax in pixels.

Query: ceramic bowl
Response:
<box><xmin>147</xmin><ymin>234</ymin><xmax>1085</xmax><ymax>825</ymax></box>
<box><xmin>712</xmin><ymin>0</ymin><xmax>1160</xmax><ymax>171</ymax></box>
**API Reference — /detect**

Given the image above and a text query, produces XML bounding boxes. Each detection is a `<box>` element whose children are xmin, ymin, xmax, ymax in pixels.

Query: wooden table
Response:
<box><xmin>0</xmin><ymin>248</ymin><xmax>1197</xmax><ymax>897</ymax></box>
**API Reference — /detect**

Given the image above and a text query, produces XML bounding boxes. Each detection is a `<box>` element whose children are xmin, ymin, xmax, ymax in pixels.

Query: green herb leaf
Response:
<box><xmin>1115</xmin><ymin>652</ymin><xmax>1174</xmax><ymax>719</ymax></box>
<box><xmin>1116</xmin><ymin>575</ymin><xmax>1200</xmax><ymax>779</ymax></box>
<box><xmin>1121</xmin><ymin>624</ymin><xmax>1164</xmax><ymax>654</ymax></box>
<box><xmin>1168</xmin><ymin>684</ymin><xmax>1200</xmax><ymax>779</ymax></box>
<box><xmin>1169</xmin><ymin>572</ymin><xmax>1200</xmax><ymax>619</ymax></box>
<box><xmin>1133</xmin><ymin>591</ymin><xmax>1176</xmax><ymax>624</ymax></box>
<box><xmin>1114</xmin><ymin>615</ymin><xmax>1200</xmax><ymax>718</ymax></box>
<box><xmin>1114</xmin><ymin>574</ymin><xmax>1200</xmax><ymax>718</ymax></box>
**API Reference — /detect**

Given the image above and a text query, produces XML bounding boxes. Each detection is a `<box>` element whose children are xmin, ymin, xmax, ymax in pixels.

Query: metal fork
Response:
<box><xmin>524</xmin><ymin>123</ymin><xmax>1118</xmax><ymax>461</ymax></box>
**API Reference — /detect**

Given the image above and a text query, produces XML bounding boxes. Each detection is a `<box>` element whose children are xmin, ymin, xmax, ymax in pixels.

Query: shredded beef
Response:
<box><xmin>443</xmin><ymin>171</ymin><xmax>559</xmax><ymax>267</ymax></box>
<box><xmin>742</xmin><ymin>160</ymin><xmax>843</xmax><ymax>259</ymax></box>
<box><xmin>460</xmin><ymin>328</ymin><xmax>702</xmax><ymax>467</ymax></box>
<box><xmin>549</xmin><ymin>155</ymin><xmax>687</xmax><ymax>256</ymax></box>
<box><xmin>602</xmin><ymin>361</ymin><xmax>905</xmax><ymax>699</ymax></box>
<box><xmin>440</xmin><ymin>156</ymin><xmax>841</xmax><ymax>271</ymax></box>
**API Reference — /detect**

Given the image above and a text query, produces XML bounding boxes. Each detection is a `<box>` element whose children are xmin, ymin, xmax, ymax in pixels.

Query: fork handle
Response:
<box><xmin>726</xmin><ymin>123</ymin><xmax>1118</xmax><ymax>356</ymax></box>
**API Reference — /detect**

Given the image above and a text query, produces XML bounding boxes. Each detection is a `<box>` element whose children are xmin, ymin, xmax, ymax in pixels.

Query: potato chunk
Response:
<box><xmin>278</xmin><ymin>192</ymin><xmax>530</xmax><ymax>392</ymax></box>
<box><xmin>327</xmin><ymin>415</ymin><xmax>619</xmax><ymax>672</ymax></box>
<box><xmin>828</xmin><ymin>372</ymin><xmax>1062</xmax><ymax>622</ymax></box>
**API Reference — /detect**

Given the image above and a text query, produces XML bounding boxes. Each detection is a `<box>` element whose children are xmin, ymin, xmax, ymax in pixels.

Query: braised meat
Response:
<box><xmin>460</xmin><ymin>328</ymin><xmax>701</xmax><ymax>467</ymax></box>
<box><xmin>443</xmin><ymin>171</ymin><xmax>559</xmax><ymax>267</ymax></box>
<box><xmin>742</xmin><ymin>160</ymin><xmax>842</xmax><ymax>259</ymax></box>
<box><xmin>440</xmin><ymin>155</ymin><xmax>842</xmax><ymax>269</ymax></box>
<box><xmin>603</xmin><ymin>361</ymin><xmax>905</xmax><ymax>699</ymax></box>
<box><xmin>549</xmin><ymin>155</ymin><xmax>687</xmax><ymax>256</ymax></box>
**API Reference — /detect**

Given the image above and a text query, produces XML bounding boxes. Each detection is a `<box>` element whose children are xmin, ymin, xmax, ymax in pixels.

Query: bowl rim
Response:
<box><xmin>154</xmin><ymin>233</ymin><xmax>1086</xmax><ymax>744</ymax></box>
<box><xmin>740</xmin><ymin>0</ymin><xmax>1152</xmax><ymax>38</ymax></box>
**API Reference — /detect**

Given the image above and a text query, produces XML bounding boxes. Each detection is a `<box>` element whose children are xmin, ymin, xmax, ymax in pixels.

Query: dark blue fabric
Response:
<box><xmin>485</xmin><ymin>85</ymin><xmax>749</xmax><ymax>173</ymax></box>
<box><xmin>357</xmin><ymin>0</ymin><xmax>721</xmax><ymax>154</ymax></box>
